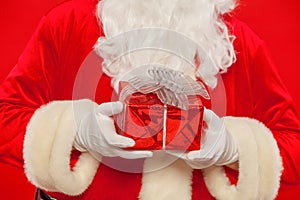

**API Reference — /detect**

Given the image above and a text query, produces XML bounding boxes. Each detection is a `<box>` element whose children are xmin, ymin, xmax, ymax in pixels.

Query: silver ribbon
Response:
<box><xmin>119</xmin><ymin>66</ymin><xmax>210</xmax><ymax>110</ymax></box>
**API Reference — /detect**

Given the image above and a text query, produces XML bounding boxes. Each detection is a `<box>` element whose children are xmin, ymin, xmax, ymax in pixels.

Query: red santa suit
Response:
<box><xmin>0</xmin><ymin>0</ymin><xmax>300</xmax><ymax>199</ymax></box>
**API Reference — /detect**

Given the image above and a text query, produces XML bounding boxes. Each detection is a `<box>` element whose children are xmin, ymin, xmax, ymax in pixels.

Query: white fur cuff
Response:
<box><xmin>202</xmin><ymin>117</ymin><xmax>283</xmax><ymax>200</ymax></box>
<box><xmin>23</xmin><ymin>100</ymin><xmax>100</xmax><ymax>195</ymax></box>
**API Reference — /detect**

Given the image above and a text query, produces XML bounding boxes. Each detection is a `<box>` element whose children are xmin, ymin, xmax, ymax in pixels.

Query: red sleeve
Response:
<box><xmin>249</xmin><ymin>36</ymin><xmax>300</xmax><ymax>184</ymax></box>
<box><xmin>0</xmin><ymin>16</ymin><xmax>57</xmax><ymax>168</ymax></box>
<box><xmin>0</xmin><ymin>0</ymin><xmax>101</xmax><ymax>169</ymax></box>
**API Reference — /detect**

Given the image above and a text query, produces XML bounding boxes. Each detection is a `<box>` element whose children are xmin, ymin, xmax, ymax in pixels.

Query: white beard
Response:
<box><xmin>95</xmin><ymin>0</ymin><xmax>236</xmax><ymax>88</ymax></box>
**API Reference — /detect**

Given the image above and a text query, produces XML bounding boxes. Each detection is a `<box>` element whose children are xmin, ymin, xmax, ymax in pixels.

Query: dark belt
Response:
<box><xmin>35</xmin><ymin>188</ymin><xmax>56</xmax><ymax>200</ymax></box>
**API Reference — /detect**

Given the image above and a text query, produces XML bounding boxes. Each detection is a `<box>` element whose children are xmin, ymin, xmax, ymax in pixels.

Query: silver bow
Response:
<box><xmin>120</xmin><ymin>67</ymin><xmax>210</xmax><ymax>110</ymax></box>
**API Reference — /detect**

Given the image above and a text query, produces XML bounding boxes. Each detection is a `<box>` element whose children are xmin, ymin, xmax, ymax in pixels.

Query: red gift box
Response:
<box><xmin>114</xmin><ymin>81</ymin><xmax>205</xmax><ymax>151</ymax></box>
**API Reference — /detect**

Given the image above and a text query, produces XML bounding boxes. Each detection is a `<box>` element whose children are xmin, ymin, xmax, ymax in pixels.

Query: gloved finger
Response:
<box><xmin>106</xmin><ymin>134</ymin><xmax>136</xmax><ymax>148</ymax></box>
<box><xmin>184</xmin><ymin>150</ymin><xmax>217</xmax><ymax>169</ymax></box>
<box><xmin>203</xmin><ymin>108</ymin><xmax>223</xmax><ymax>130</ymax></box>
<box><xmin>186</xmin><ymin>150</ymin><xmax>214</xmax><ymax>161</ymax></box>
<box><xmin>97</xmin><ymin>101</ymin><xmax>123</xmax><ymax>116</ymax></box>
<box><xmin>100</xmin><ymin>121</ymin><xmax>135</xmax><ymax>148</ymax></box>
<box><xmin>184</xmin><ymin>159</ymin><xmax>214</xmax><ymax>169</ymax></box>
<box><xmin>203</xmin><ymin>107</ymin><xmax>214</xmax><ymax>124</ymax></box>
<box><xmin>97</xmin><ymin>115</ymin><xmax>135</xmax><ymax>148</ymax></box>
<box><xmin>114</xmin><ymin>149</ymin><xmax>153</xmax><ymax>159</ymax></box>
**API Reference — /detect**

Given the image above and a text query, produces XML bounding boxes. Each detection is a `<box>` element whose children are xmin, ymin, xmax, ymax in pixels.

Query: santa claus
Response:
<box><xmin>0</xmin><ymin>0</ymin><xmax>299</xmax><ymax>199</ymax></box>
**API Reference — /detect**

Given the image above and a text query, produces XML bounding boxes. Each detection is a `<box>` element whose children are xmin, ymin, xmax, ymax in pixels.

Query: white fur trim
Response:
<box><xmin>24</xmin><ymin>100</ymin><xmax>100</xmax><ymax>195</ymax></box>
<box><xmin>140</xmin><ymin>151</ymin><xmax>193</xmax><ymax>200</ymax></box>
<box><xmin>202</xmin><ymin>117</ymin><xmax>283</xmax><ymax>200</ymax></box>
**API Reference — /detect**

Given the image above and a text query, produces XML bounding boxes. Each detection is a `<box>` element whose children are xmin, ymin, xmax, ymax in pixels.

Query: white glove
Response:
<box><xmin>169</xmin><ymin>108</ymin><xmax>238</xmax><ymax>169</ymax></box>
<box><xmin>74</xmin><ymin>101</ymin><xmax>153</xmax><ymax>160</ymax></box>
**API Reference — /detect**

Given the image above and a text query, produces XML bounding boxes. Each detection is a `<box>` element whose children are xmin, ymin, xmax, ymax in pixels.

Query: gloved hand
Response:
<box><xmin>168</xmin><ymin>108</ymin><xmax>238</xmax><ymax>169</ymax></box>
<box><xmin>74</xmin><ymin>101</ymin><xmax>153</xmax><ymax>160</ymax></box>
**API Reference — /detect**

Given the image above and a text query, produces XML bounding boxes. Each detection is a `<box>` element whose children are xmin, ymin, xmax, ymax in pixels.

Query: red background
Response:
<box><xmin>0</xmin><ymin>0</ymin><xmax>299</xmax><ymax>199</ymax></box>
